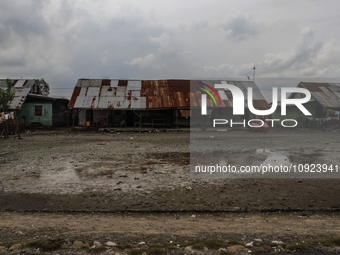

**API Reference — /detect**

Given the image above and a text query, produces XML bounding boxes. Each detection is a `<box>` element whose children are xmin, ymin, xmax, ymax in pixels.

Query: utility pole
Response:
<box><xmin>253</xmin><ymin>67</ymin><xmax>256</xmax><ymax>81</ymax></box>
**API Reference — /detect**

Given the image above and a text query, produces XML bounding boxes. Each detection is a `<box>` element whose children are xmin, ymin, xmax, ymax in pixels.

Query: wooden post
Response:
<box><xmin>4</xmin><ymin>113</ymin><xmax>9</xmax><ymax>138</ymax></box>
<box><xmin>67</xmin><ymin>109</ymin><xmax>70</xmax><ymax>127</ymax></box>
<box><xmin>140</xmin><ymin>111</ymin><xmax>142</xmax><ymax>128</ymax></box>
<box><xmin>175</xmin><ymin>109</ymin><xmax>178</xmax><ymax>127</ymax></box>
<box><xmin>72</xmin><ymin>109</ymin><xmax>75</xmax><ymax>128</ymax></box>
<box><xmin>14</xmin><ymin>110</ymin><xmax>21</xmax><ymax>139</ymax></box>
<box><xmin>202</xmin><ymin>115</ymin><xmax>206</xmax><ymax>131</ymax></box>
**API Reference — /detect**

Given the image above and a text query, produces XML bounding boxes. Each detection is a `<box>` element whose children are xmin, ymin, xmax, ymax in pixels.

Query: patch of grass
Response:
<box><xmin>26</xmin><ymin>239</ymin><xmax>41</xmax><ymax>247</ymax></box>
<box><xmin>227</xmin><ymin>240</ymin><xmax>245</xmax><ymax>246</ymax></box>
<box><xmin>286</xmin><ymin>240</ymin><xmax>318</xmax><ymax>251</ymax></box>
<box><xmin>148</xmin><ymin>243</ymin><xmax>163</xmax><ymax>249</ymax></box>
<box><xmin>269</xmin><ymin>243</ymin><xmax>281</xmax><ymax>247</ymax></box>
<box><xmin>147</xmin><ymin>247</ymin><xmax>166</xmax><ymax>255</ymax></box>
<box><xmin>166</xmin><ymin>246</ymin><xmax>177</xmax><ymax>250</ymax></box>
<box><xmin>130</xmin><ymin>248</ymin><xmax>148</xmax><ymax>255</ymax></box>
<box><xmin>204</xmin><ymin>239</ymin><xmax>225</xmax><ymax>249</ymax></box>
<box><xmin>252</xmin><ymin>250</ymin><xmax>266</xmax><ymax>254</ymax></box>
<box><xmin>164</xmin><ymin>242</ymin><xmax>178</xmax><ymax>247</ymax></box>
<box><xmin>180</xmin><ymin>241</ymin><xmax>195</xmax><ymax>247</ymax></box>
<box><xmin>35</xmin><ymin>239</ymin><xmax>62</xmax><ymax>251</ymax></box>
<box><xmin>286</xmin><ymin>238</ymin><xmax>340</xmax><ymax>250</ymax></box>
<box><xmin>220</xmin><ymin>251</ymin><xmax>233</xmax><ymax>255</ymax></box>
<box><xmin>320</xmin><ymin>238</ymin><xmax>340</xmax><ymax>246</ymax></box>
<box><xmin>192</xmin><ymin>242</ymin><xmax>205</xmax><ymax>250</ymax></box>
<box><xmin>25</xmin><ymin>238</ymin><xmax>63</xmax><ymax>251</ymax></box>
<box><xmin>117</xmin><ymin>244</ymin><xmax>134</xmax><ymax>249</ymax></box>
<box><xmin>89</xmin><ymin>245</ymin><xmax>107</xmax><ymax>253</ymax></box>
<box><xmin>181</xmin><ymin>239</ymin><xmax>225</xmax><ymax>250</ymax></box>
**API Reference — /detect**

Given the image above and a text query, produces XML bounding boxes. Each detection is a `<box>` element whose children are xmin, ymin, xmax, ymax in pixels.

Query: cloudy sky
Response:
<box><xmin>1</xmin><ymin>0</ymin><xmax>340</xmax><ymax>98</ymax></box>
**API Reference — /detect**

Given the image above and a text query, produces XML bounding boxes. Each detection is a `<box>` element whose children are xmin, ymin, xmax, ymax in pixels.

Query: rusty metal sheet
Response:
<box><xmin>173</xmin><ymin>92</ymin><xmax>190</xmax><ymax>107</ymax></box>
<box><xmin>101</xmin><ymin>79</ymin><xmax>110</xmax><ymax>86</ymax></box>
<box><xmin>127</xmin><ymin>80</ymin><xmax>141</xmax><ymax>90</ymax></box>
<box><xmin>89</xmin><ymin>80</ymin><xmax>101</xmax><ymax>87</ymax></box>
<box><xmin>118</xmin><ymin>80</ymin><xmax>128</xmax><ymax>86</ymax></box>
<box><xmin>98</xmin><ymin>88</ymin><xmax>111</xmax><ymax>109</ymax></box>
<box><xmin>79</xmin><ymin>79</ymin><xmax>90</xmax><ymax>87</ymax></box>
<box><xmin>68</xmin><ymin>79</ymin><xmax>269</xmax><ymax>110</ymax></box>
<box><xmin>300</xmin><ymin>82</ymin><xmax>328</xmax><ymax>92</ymax></box>
<box><xmin>168</xmin><ymin>80</ymin><xmax>190</xmax><ymax>92</ymax></box>
<box><xmin>75</xmin><ymin>79</ymin><xmax>83</xmax><ymax>87</ymax></box>
<box><xmin>131</xmin><ymin>90</ymin><xmax>140</xmax><ymax>97</ymax></box>
<box><xmin>110</xmin><ymin>80</ymin><xmax>119</xmax><ymax>87</ymax></box>
<box><xmin>111</xmin><ymin>97</ymin><xmax>131</xmax><ymax>108</ymax></box>
<box><xmin>131</xmin><ymin>97</ymin><xmax>146</xmax><ymax>109</ymax></box>
<box><xmin>141</xmin><ymin>80</ymin><xmax>171</xmax><ymax>97</ymax></box>
<box><xmin>300</xmin><ymin>82</ymin><xmax>340</xmax><ymax>108</ymax></box>
<box><xmin>250</xmin><ymin>100</ymin><xmax>271</xmax><ymax>108</ymax></box>
<box><xmin>195</xmin><ymin>80</ymin><xmax>269</xmax><ymax>109</ymax></box>
<box><xmin>0</xmin><ymin>79</ymin><xmax>39</xmax><ymax>110</ymax></box>
<box><xmin>9</xmin><ymin>96</ymin><xmax>26</xmax><ymax>110</ymax></box>
<box><xmin>73</xmin><ymin>88</ymin><xmax>87</xmax><ymax>108</ymax></box>
<box><xmin>116</xmin><ymin>86</ymin><xmax>126</xmax><ymax>97</ymax></box>
<box><xmin>329</xmin><ymin>84</ymin><xmax>340</xmax><ymax>98</ymax></box>
<box><xmin>218</xmin><ymin>90</ymin><xmax>229</xmax><ymax>100</ymax></box>
<box><xmin>67</xmin><ymin>87</ymin><xmax>81</xmax><ymax>108</ymax></box>
<box><xmin>14</xmin><ymin>79</ymin><xmax>25</xmax><ymax>88</ymax></box>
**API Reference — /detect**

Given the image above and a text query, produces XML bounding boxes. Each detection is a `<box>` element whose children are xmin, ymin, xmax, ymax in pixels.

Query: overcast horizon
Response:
<box><xmin>1</xmin><ymin>0</ymin><xmax>340</xmax><ymax>100</ymax></box>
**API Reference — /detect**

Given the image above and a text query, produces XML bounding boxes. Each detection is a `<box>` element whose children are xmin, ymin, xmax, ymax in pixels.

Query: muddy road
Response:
<box><xmin>0</xmin><ymin>128</ymin><xmax>339</xmax><ymax>212</ymax></box>
<box><xmin>1</xmin><ymin>128</ymin><xmax>340</xmax><ymax>254</ymax></box>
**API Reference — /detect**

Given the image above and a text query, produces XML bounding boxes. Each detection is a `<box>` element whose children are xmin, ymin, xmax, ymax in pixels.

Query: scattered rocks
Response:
<box><xmin>105</xmin><ymin>241</ymin><xmax>117</xmax><ymax>247</ymax></box>
<box><xmin>249</xmin><ymin>246</ymin><xmax>263</xmax><ymax>253</ymax></box>
<box><xmin>184</xmin><ymin>246</ymin><xmax>193</xmax><ymax>251</ymax></box>
<box><xmin>73</xmin><ymin>240</ymin><xmax>89</xmax><ymax>249</ymax></box>
<box><xmin>272</xmin><ymin>240</ymin><xmax>284</xmax><ymax>244</ymax></box>
<box><xmin>228</xmin><ymin>245</ymin><xmax>244</xmax><ymax>252</ymax></box>
<box><xmin>253</xmin><ymin>239</ymin><xmax>263</xmax><ymax>246</ymax></box>
<box><xmin>8</xmin><ymin>243</ymin><xmax>22</xmax><ymax>251</ymax></box>
<box><xmin>277</xmin><ymin>245</ymin><xmax>285</xmax><ymax>251</ymax></box>
<box><xmin>263</xmin><ymin>246</ymin><xmax>273</xmax><ymax>252</ymax></box>
<box><xmin>61</xmin><ymin>241</ymin><xmax>72</xmax><ymax>249</ymax></box>
<box><xmin>93</xmin><ymin>241</ymin><xmax>102</xmax><ymax>247</ymax></box>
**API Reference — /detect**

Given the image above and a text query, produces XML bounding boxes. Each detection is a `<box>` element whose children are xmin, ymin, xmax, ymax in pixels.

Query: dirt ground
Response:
<box><xmin>0</xmin><ymin>128</ymin><xmax>339</xmax><ymax>254</ymax></box>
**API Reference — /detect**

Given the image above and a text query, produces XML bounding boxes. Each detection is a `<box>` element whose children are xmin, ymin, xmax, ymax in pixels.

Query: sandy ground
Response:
<box><xmin>0</xmin><ymin>211</ymin><xmax>339</xmax><ymax>245</ymax></box>
<box><xmin>0</xmin><ymin>128</ymin><xmax>339</xmax><ymax>254</ymax></box>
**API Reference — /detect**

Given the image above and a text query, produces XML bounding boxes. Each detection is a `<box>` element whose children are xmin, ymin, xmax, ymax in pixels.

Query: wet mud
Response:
<box><xmin>0</xmin><ymin>128</ymin><xmax>339</xmax><ymax>212</ymax></box>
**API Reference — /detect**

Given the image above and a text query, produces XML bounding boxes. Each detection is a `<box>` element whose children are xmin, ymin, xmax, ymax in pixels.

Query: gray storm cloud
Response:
<box><xmin>0</xmin><ymin>0</ymin><xmax>340</xmax><ymax>96</ymax></box>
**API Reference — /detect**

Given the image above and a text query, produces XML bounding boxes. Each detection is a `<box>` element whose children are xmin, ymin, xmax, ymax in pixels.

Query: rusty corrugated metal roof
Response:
<box><xmin>68</xmin><ymin>79</ymin><xmax>269</xmax><ymax>109</ymax></box>
<box><xmin>298</xmin><ymin>82</ymin><xmax>340</xmax><ymax>109</ymax></box>
<box><xmin>0</xmin><ymin>79</ymin><xmax>42</xmax><ymax>110</ymax></box>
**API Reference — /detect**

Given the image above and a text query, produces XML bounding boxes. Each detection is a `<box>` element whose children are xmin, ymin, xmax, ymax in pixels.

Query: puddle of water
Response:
<box><xmin>263</xmin><ymin>153</ymin><xmax>291</xmax><ymax>166</ymax></box>
<box><xmin>255</xmin><ymin>149</ymin><xmax>272</xmax><ymax>154</ymax></box>
<box><xmin>192</xmin><ymin>154</ymin><xmax>268</xmax><ymax>166</ymax></box>
<box><xmin>37</xmin><ymin>156</ymin><xmax>189</xmax><ymax>194</ymax></box>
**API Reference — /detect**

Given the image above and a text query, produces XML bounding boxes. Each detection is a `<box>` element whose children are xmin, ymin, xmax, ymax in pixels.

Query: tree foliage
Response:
<box><xmin>36</xmin><ymin>78</ymin><xmax>50</xmax><ymax>96</ymax></box>
<box><xmin>0</xmin><ymin>78</ymin><xmax>15</xmax><ymax>112</ymax></box>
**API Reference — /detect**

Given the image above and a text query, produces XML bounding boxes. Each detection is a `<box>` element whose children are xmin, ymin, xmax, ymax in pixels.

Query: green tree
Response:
<box><xmin>0</xmin><ymin>78</ymin><xmax>15</xmax><ymax>112</ymax></box>
<box><xmin>36</xmin><ymin>78</ymin><xmax>50</xmax><ymax>96</ymax></box>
